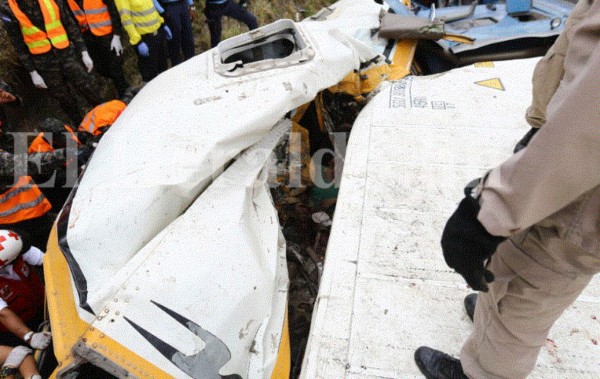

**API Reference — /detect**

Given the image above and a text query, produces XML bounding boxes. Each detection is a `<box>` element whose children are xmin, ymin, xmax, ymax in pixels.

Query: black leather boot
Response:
<box><xmin>464</xmin><ymin>293</ymin><xmax>477</xmax><ymax>322</ymax></box>
<box><xmin>414</xmin><ymin>346</ymin><xmax>468</xmax><ymax>379</ymax></box>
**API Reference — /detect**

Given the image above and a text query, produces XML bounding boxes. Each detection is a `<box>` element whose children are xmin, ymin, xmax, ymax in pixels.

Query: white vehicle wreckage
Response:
<box><xmin>42</xmin><ymin>0</ymin><xmax>598</xmax><ymax>378</ymax></box>
<box><xmin>44</xmin><ymin>0</ymin><xmax>414</xmax><ymax>377</ymax></box>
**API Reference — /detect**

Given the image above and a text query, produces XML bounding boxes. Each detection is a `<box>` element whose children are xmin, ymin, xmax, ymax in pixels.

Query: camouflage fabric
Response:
<box><xmin>33</xmin><ymin>48</ymin><xmax>104</xmax><ymax>124</ymax></box>
<box><xmin>0</xmin><ymin>0</ymin><xmax>87</xmax><ymax>72</ymax></box>
<box><xmin>0</xmin><ymin>148</ymin><xmax>76</xmax><ymax>186</ymax></box>
<box><xmin>1</xmin><ymin>0</ymin><xmax>103</xmax><ymax>124</ymax></box>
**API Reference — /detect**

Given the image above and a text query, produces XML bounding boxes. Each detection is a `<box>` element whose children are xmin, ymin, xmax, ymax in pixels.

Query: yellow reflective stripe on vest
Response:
<box><xmin>21</xmin><ymin>25</ymin><xmax>42</xmax><ymax>35</ymax></box>
<box><xmin>41</xmin><ymin>0</ymin><xmax>57</xmax><ymax>22</ymax></box>
<box><xmin>25</xmin><ymin>39</ymin><xmax>51</xmax><ymax>48</ymax></box>
<box><xmin>50</xmin><ymin>34</ymin><xmax>69</xmax><ymax>43</ymax></box>
<box><xmin>46</xmin><ymin>19</ymin><xmax>61</xmax><ymax>29</ymax></box>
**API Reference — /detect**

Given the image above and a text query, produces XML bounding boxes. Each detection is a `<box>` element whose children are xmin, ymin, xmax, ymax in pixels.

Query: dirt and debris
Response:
<box><xmin>268</xmin><ymin>89</ymin><xmax>365</xmax><ymax>376</ymax></box>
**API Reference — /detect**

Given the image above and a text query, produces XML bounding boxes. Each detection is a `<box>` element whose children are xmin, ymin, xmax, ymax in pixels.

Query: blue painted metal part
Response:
<box><xmin>384</xmin><ymin>0</ymin><xmax>414</xmax><ymax>15</ymax></box>
<box><xmin>414</xmin><ymin>0</ymin><xmax>574</xmax><ymax>54</ymax></box>
<box><xmin>506</xmin><ymin>0</ymin><xmax>532</xmax><ymax>15</ymax></box>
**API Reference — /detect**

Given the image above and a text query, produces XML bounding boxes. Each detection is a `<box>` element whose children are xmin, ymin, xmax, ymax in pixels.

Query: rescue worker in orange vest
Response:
<box><xmin>78</xmin><ymin>98</ymin><xmax>126</xmax><ymax>140</ymax></box>
<box><xmin>0</xmin><ymin>0</ymin><xmax>104</xmax><ymax>124</ymax></box>
<box><xmin>76</xmin><ymin>87</ymin><xmax>136</xmax><ymax>142</ymax></box>
<box><xmin>0</xmin><ymin>146</ymin><xmax>75</xmax><ymax>248</ymax></box>
<box><xmin>28</xmin><ymin>119</ymin><xmax>81</xmax><ymax>155</ymax></box>
<box><xmin>66</xmin><ymin>0</ymin><xmax>130</xmax><ymax>97</ymax></box>
<box><xmin>0</xmin><ymin>230</ymin><xmax>50</xmax><ymax>350</ymax></box>
<box><xmin>27</xmin><ymin>117</ymin><xmax>91</xmax><ymax>208</ymax></box>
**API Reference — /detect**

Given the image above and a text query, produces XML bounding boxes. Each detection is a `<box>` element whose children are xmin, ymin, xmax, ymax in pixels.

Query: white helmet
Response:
<box><xmin>0</xmin><ymin>230</ymin><xmax>23</xmax><ymax>268</ymax></box>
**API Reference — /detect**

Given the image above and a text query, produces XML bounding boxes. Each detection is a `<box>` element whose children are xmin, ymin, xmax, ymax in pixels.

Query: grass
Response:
<box><xmin>0</xmin><ymin>0</ymin><xmax>336</xmax><ymax>130</ymax></box>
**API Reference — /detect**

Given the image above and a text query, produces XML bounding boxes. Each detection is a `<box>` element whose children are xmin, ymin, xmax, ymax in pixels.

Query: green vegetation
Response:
<box><xmin>0</xmin><ymin>0</ymin><xmax>336</xmax><ymax>128</ymax></box>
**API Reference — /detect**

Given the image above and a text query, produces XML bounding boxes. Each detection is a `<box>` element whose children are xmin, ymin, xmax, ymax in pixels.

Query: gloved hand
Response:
<box><xmin>29</xmin><ymin>71</ymin><xmax>47</xmax><ymax>89</ymax></box>
<box><xmin>513</xmin><ymin>127</ymin><xmax>539</xmax><ymax>153</ymax></box>
<box><xmin>2</xmin><ymin>345</ymin><xmax>32</xmax><ymax>368</ymax></box>
<box><xmin>110</xmin><ymin>34</ymin><xmax>123</xmax><ymax>56</ymax></box>
<box><xmin>137</xmin><ymin>42</ymin><xmax>150</xmax><ymax>57</ymax></box>
<box><xmin>441</xmin><ymin>187</ymin><xmax>506</xmax><ymax>292</ymax></box>
<box><xmin>81</xmin><ymin>51</ymin><xmax>94</xmax><ymax>72</ymax></box>
<box><xmin>24</xmin><ymin>331</ymin><xmax>52</xmax><ymax>349</ymax></box>
<box><xmin>163</xmin><ymin>25</ymin><xmax>172</xmax><ymax>40</ymax></box>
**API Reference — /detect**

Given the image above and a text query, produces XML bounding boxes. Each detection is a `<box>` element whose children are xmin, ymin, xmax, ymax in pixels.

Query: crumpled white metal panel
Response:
<box><xmin>301</xmin><ymin>58</ymin><xmax>600</xmax><ymax>378</ymax></box>
<box><xmin>83</xmin><ymin>120</ymin><xmax>290</xmax><ymax>378</ymax></box>
<box><xmin>65</xmin><ymin>0</ymin><xmax>386</xmax><ymax>320</ymax></box>
<box><xmin>56</xmin><ymin>0</ymin><xmax>391</xmax><ymax>377</ymax></box>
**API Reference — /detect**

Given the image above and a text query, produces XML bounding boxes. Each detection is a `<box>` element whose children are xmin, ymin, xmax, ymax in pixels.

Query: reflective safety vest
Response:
<box><xmin>8</xmin><ymin>0</ymin><xmax>70</xmax><ymax>55</ymax></box>
<box><xmin>115</xmin><ymin>0</ymin><xmax>163</xmax><ymax>45</ymax></box>
<box><xmin>0</xmin><ymin>257</ymin><xmax>45</xmax><ymax>333</ymax></box>
<box><xmin>0</xmin><ymin>176</ymin><xmax>52</xmax><ymax>224</ymax></box>
<box><xmin>66</xmin><ymin>0</ymin><xmax>113</xmax><ymax>36</ymax></box>
<box><xmin>78</xmin><ymin>100</ymin><xmax>126</xmax><ymax>136</ymax></box>
<box><xmin>28</xmin><ymin>125</ymin><xmax>81</xmax><ymax>154</ymax></box>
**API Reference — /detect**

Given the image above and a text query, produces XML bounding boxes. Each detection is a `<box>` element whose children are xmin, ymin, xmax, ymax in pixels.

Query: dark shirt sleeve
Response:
<box><xmin>105</xmin><ymin>0</ymin><xmax>123</xmax><ymax>34</ymax></box>
<box><xmin>56</xmin><ymin>0</ymin><xmax>87</xmax><ymax>52</ymax></box>
<box><xmin>0</xmin><ymin>4</ymin><xmax>36</xmax><ymax>72</ymax></box>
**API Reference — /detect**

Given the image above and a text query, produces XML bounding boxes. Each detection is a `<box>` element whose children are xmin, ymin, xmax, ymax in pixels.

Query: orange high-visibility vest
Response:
<box><xmin>8</xmin><ymin>0</ymin><xmax>70</xmax><ymax>55</ymax></box>
<box><xmin>78</xmin><ymin>100</ymin><xmax>126</xmax><ymax>136</ymax></box>
<box><xmin>28</xmin><ymin>133</ymin><xmax>53</xmax><ymax>153</ymax></box>
<box><xmin>66</xmin><ymin>0</ymin><xmax>113</xmax><ymax>36</ymax></box>
<box><xmin>0</xmin><ymin>176</ymin><xmax>52</xmax><ymax>224</ymax></box>
<box><xmin>28</xmin><ymin>125</ymin><xmax>81</xmax><ymax>154</ymax></box>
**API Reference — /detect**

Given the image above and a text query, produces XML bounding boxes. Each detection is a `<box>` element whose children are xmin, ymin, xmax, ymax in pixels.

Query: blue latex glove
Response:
<box><xmin>137</xmin><ymin>42</ymin><xmax>149</xmax><ymax>57</ymax></box>
<box><xmin>163</xmin><ymin>25</ymin><xmax>172</xmax><ymax>41</ymax></box>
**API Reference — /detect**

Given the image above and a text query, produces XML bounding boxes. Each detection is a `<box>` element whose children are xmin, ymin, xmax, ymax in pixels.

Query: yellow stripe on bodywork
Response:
<box><xmin>270</xmin><ymin>309</ymin><xmax>291</xmax><ymax>378</ymax></box>
<box><xmin>44</xmin><ymin>225</ymin><xmax>172</xmax><ymax>379</ymax></box>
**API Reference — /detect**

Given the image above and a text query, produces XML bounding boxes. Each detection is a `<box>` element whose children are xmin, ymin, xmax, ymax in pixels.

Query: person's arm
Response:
<box><xmin>56</xmin><ymin>0</ymin><xmax>87</xmax><ymax>53</ymax></box>
<box><xmin>0</xmin><ymin>308</ymin><xmax>30</xmax><ymax>343</ymax></box>
<box><xmin>478</xmin><ymin>4</ymin><xmax>600</xmax><ymax>236</ymax></box>
<box><xmin>105</xmin><ymin>0</ymin><xmax>124</xmax><ymax>33</ymax></box>
<box><xmin>0</xmin><ymin>8</ymin><xmax>36</xmax><ymax>72</ymax></box>
<box><xmin>114</xmin><ymin>0</ymin><xmax>142</xmax><ymax>45</ymax></box>
<box><xmin>0</xmin><ymin>307</ymin><xmax>51</xmax><ymax>349</ymax></box>
<box><xmin>525</xmin><ymin>0</ymin><xmax>592</xmax><ymax>129</ymax></box>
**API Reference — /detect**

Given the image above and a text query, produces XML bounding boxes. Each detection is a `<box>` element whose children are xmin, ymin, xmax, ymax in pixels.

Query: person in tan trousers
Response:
<box><xmin>414</xmin><ymin>0</ymin><xmax>600</xmax><ymax>377</ymax></box>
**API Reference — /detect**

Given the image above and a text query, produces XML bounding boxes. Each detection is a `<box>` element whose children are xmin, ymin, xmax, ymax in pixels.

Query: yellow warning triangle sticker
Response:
<box><xmin>475</xmin><ymin>78</ymin><xmax>505</xmax><ymax>91</ymax></box>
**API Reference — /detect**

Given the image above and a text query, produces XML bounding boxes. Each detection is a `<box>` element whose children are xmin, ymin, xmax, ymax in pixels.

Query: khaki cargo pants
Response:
<box><xmin>460</xmin><ymin>186</ymin><xmax>600</xmax><ymax>378</ymax></box>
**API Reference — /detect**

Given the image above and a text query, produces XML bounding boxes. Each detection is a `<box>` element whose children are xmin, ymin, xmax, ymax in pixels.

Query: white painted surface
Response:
<box><xmin>302</xmin><ymin>58</ymin><xmax>600</xmax><ymax>378</ymax></box>
<box><xmin>56</xmin><ymin>1</ymin><xmax>394</xmax><ymax>377</ymax></box>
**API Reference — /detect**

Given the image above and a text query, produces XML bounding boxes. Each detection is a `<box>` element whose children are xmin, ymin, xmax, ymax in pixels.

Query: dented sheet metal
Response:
<box><xmin>44</xmin><ymin>0</ymin><xmax>402</xmax><ymax>378</ymax></box>
<box><xmin>301</xmin><ymin>58</ymin><xmax>600</xmax><ymax>378</ymax></box>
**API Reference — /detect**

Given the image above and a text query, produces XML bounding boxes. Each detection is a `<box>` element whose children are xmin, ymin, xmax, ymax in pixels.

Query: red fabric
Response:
<box><xmin>0</xmin><ymin>257</ymin><xmax>45</xmax><ymax>332</ymax></box>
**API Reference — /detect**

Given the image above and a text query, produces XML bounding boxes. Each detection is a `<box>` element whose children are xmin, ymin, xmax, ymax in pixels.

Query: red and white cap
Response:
<box><xmin>0</xmin><ymin>230</ymin><xmax>22</xmax><ymax>268</ymax></box>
